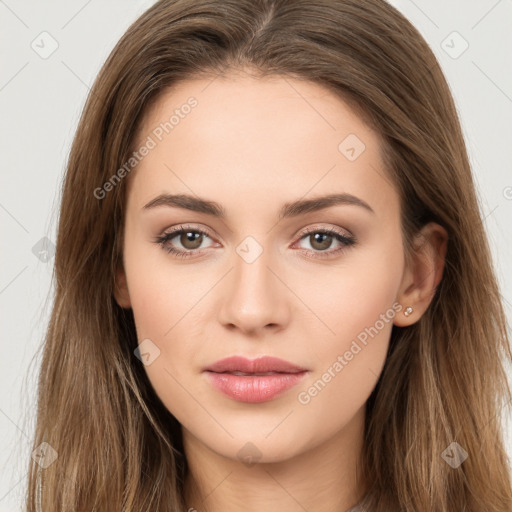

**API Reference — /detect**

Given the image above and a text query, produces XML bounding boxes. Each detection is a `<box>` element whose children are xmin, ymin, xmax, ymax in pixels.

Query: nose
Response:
<box><xmin>217</xmin><ymin>245</ymin><xmax>290</xmax><ymax>336</ymax></box>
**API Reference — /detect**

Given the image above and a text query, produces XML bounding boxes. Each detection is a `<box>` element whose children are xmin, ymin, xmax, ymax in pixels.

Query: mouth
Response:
<box><xmin>203</xmin><ymin>356</ymin><xmax>309</xmax><ymax>403</ymax></box>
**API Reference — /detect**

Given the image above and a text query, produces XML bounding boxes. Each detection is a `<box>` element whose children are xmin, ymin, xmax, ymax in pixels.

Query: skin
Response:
<box><xmin>114</xmin><ymin>70</ymin><xmax>447</xmax><ymax>512</ymax></box>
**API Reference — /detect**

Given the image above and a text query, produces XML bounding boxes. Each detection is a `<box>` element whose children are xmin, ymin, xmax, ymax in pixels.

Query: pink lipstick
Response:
<box><xmin>203</xmin><ymin>356</ymin><xmax>308</xmax><ymax>403</ymax></box>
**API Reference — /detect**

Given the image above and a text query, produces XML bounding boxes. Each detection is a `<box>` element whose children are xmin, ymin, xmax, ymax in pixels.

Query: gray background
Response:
<box><xmin>1</xmin><ymin>0</ymin><xmax>511</xmax><ymax>509</ymax></box>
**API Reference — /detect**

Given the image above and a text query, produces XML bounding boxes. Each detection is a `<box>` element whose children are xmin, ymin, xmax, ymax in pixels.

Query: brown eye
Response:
<box><xmin>294</xmin><ymin>227</ymin><xmax>356</xmax><ymax>259</ymax></box>
<box><xmin>154</xmin><ymin>225</ymin><xmax>214</xmax><ymax>257</ymax></box>
<box><xmin>308</xmin><ymin>232</ymin><xmax>334</xmax><ymax>251</ymax></box>
<box><xmin>178</xmin><ymin>230</ymin><xmax>203</xmax><ymax>250</ymax></box>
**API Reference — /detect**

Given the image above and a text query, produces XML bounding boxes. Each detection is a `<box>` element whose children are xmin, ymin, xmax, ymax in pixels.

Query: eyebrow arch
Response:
<box><xmin>142</xmin><ymin>192</ymin><xmax>375</xmax><ymax>218</ymax></box>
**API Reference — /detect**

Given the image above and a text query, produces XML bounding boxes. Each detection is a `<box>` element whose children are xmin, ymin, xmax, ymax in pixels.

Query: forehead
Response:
<box><xmin>127</xmin><ymin>74</ymin><xmax>398</xmax><ymax>219</ymax></box>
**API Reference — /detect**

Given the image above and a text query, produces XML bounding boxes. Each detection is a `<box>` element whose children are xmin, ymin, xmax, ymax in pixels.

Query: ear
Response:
<box><xmin>114</xmin><ymin>265</ymin><xmax>132</xmax><ymax>309</ymax></box>
<box><xmin>394</xmin><ymin>222</ymin><xmax>448</xmax><ymax>327</ymax></box>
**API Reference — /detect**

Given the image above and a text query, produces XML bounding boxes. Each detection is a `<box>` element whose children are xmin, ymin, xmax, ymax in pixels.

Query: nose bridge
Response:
<box><xmin>217</xmin><ymin>236</ymin><xmax>288</xmax><ymax>332</ymax></box>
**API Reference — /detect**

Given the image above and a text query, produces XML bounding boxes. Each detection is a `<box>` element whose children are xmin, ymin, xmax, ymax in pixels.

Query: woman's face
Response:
<box><xmin>115</xmin><ymin>73</ymin><xmax>408</xmax><ymax>463</ymax></box>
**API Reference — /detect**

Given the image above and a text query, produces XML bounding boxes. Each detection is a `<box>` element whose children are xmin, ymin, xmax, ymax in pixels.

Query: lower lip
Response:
<box><xmin>204</xmin><ymin>371</ymin><xmax>308</xmax><ymax>403</ymax></box>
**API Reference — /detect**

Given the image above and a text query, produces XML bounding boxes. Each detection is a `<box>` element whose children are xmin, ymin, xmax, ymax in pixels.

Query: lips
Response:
<box><xmin>203</xmin><ymin>356</ymin><xmax>309</xmax><ymax>403</ymax></box>
<box><xmin>203</xmin><ymin>355</ymin><xmax>307</xmax><ymax>374</ymax></box>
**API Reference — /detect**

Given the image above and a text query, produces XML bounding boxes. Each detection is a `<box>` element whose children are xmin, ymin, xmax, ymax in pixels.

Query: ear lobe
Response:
<box><xmin>394</xmin><ymin>222</ymin><xmax>448</xmax><ymax>327</ymax></box>
<box><xmin>114</xmin><ymin>266</ymin><xmax>132</xmax><ymax>309</ymax></box>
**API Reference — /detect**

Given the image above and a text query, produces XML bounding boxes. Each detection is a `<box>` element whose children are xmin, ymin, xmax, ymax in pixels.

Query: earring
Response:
<box><xmin>404</xmin><ymin>306</ymin><xmax>413</xmax><ymax>317</ymax></box>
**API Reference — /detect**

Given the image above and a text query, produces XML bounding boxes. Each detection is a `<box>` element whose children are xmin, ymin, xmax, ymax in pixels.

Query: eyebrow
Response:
<box><xmin>142</xmin><ymin>192</ymin><xmax>375</xmax><ymax>218</ymax></box>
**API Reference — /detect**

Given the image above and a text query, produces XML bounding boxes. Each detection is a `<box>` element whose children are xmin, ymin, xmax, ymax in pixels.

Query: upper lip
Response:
<box><xmin>204</xmin><ymin>356</ymin><xmax>307</xmax><ymax>374</ymax></box>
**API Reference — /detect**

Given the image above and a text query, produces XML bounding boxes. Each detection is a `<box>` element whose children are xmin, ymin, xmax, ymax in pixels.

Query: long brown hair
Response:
<box><xmin>24</xmin><ymin>0</ymin><xmax>512</xmax><ymax>510</ymax></box>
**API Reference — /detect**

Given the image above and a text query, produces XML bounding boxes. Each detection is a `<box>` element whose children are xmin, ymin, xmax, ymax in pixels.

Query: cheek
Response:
<box><xmin>122</xmin><ymin>233</ymin><xmax>209</xmax><ymax>410</ymax></box>
<box><xmin>298</xmin><ymin>232</ymin><xmax>404</xmax><ymax>347</ymax></box>
<box><xmin>293</xmin><ymin>237</ymin><xmax>404</xmax><ymax>413</ymax></box>
<box><xmin>123</xmin><ymin>230</ymin><xmax>203</xmax><ymax>338</ymax></box>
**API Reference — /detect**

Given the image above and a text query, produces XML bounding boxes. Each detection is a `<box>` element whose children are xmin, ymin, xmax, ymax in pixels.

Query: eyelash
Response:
<box><xmin>153</xmin><ymin>224</ymin><xmax>357</xmax><ymax>260</ymax></box>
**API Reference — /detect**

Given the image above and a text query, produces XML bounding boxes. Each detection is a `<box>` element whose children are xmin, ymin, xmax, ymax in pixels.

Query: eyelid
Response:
<box><xmin>295</xmin><ymin>223</ymin><xmax>353</xmax><ymax>240</ymax></box>
<box><xmin>163</xmin><ymin>223</ymin><xmax>215</xmax><ymax>239</ymax></box>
